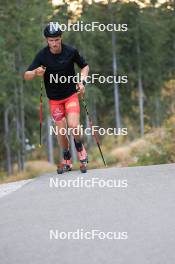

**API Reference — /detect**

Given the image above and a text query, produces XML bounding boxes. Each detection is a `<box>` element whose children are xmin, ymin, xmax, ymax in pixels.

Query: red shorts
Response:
<box><xmin>49</xmin><ymin>93</ymin><xmax>80</xmax><ymax>122</ymax></box>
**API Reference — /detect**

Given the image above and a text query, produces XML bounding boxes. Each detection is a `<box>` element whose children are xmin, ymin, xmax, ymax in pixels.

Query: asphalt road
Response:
<box><xmin>0</xmin><ymin>163</ymin><xmax>175</xmax><ymax>264</ymax></box>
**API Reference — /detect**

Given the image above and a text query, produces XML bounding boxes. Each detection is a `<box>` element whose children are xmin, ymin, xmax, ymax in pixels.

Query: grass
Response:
<box><xmin>0</xmin><ymin>160</ymin><xmax>56</xmax><ymax>184</ymax></box>
<box><xmin>1</xmin><ymin>115</ymin><xmax>174</xmax><ymax>184</ymax></box>
<box><xmin>109</xmin><ymin>121</ymin><xmax>175</xmax><ymax>167</ymax></box>
<box><xmin>0</xmin><ymin>159</ymin><xmax>107</xmax><ymax>185</ymax></box>
<box><xmin>88</xmin><ymin>116</ymin><xmax>175</xmax><ymax>168</ymax></box>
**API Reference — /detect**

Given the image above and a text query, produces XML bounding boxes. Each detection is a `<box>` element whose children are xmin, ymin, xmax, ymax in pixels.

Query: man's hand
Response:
<box><xmin>35</xmin><ymin>66</ymin><xmax>46</xmax><ymax>77</ymax></box>
<box><xmin>24</xmin><ymin>66</ymin><xmax>46</xmax><ymax>80</ymax></box>
<box><xmin>77</xmin><ymin>82</ymin><xmax>85</xmax><ymax>97</ymax></box>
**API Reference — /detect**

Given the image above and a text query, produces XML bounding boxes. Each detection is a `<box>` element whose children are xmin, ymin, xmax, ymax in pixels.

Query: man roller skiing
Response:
<box><xmin>24</xmin><ymin>24</ymin><xmax>89</xmax><ymax>173</ymax></box>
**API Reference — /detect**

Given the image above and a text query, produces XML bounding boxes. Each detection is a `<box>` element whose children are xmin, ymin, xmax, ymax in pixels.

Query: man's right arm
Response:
<box><xmin>24</xmin><ymin>50</ymin><xmax>46</xmax><ymax>80</ymax></box>
<box><xmin>24</xmin><ymin>69</ymin><xmax>36</xmax><ymax>80</ymax></box>
<box><xmin>24</xmin><ymin>66</ymin><xmax>46</xmax><ymax>80</ymax></box>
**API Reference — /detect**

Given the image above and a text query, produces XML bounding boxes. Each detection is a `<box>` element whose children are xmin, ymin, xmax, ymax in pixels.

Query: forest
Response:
<box><xmin>0</xmin><ymin>0</ymin><xmax>174</xmax><ymax>181</ymax></box>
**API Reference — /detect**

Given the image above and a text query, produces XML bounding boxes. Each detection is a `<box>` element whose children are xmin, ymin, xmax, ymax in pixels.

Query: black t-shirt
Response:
<box><xmin>27</xmin><ymin>43</ymin><xmax>88</xmax><ymax>100</ymax></box>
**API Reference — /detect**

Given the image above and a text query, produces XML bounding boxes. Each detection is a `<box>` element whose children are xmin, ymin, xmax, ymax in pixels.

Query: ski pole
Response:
<box><xmin>39</xmin><ymin>78</ymin><xmax>43</xmax><ymax>148</ymax></box>
<box><xmin>39</xmin><ymin>66</ymin><xmax>46</xmax><ymax>148</ymax></box>
<box><xmin>79</xmin><ymin>90</ymin><xmax>107</xmax><ymax>167</ymax></box>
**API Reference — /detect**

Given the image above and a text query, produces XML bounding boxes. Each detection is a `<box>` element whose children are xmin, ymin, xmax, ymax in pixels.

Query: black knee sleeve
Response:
<box><xmin>74</xmin><ymin>139</ymin><xmax>83</xmax><ymax>152</ymax></box>
<box><xmin>63</xmin><ymin>149</ymin><xmax>71</xmax><ymax>160</ymax></box>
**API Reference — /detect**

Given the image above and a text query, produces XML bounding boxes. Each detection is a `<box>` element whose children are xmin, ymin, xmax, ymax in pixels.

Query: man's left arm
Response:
<box><xmin>74</xmin><ymin>49</ymin><xmax>89</xmax><ymax>96</ymax></box>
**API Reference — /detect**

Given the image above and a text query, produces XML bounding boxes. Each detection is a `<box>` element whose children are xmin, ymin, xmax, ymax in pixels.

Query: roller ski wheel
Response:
<box><xmin>80</xmin><ymin>157</ymin><xmax>88</xmax><ymax>173</ymax></box>
<box><xmin>80</xmin><ymin>163</ymin><xmax>87</xmax><ymax>173</ymax></box>
<box><xmin>57</xmin><ymin>163</ymin><xmax>72</xmax><ymax>174</ymax></box>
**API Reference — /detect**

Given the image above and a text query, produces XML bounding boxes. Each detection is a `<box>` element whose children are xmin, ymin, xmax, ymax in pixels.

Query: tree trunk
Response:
<box><xmin>19</xmin><ymin>68</ymin><xmax>25</xmax><ymax>170</ymax></box>
<box><xmin>14</xmin><ymin>85</ymin><xmax>22</xmax><ymax>171</ymax></box>
<box><xmin>4</xmin><ymin>107</ymin><xmax>13</xmax><ymax>176</ymax></box>
<box><xmin>16</xmin><ymin>19</ymin><xmax>25</xmax><ymax>170</ymax></box>
<box><xmin>108</xmin><ymin>1</ymin><xmax>121</xmax><ymax>129</ymax></box>
<box><xmin>136</xmin><ymin>28</ymin><xmax>144</xmax><ymax>136</ymax></box>
<box><xmin>138</xmin><ymin>73</ymin><xmax>144</xmax><ymax>136</ymax></box>
<box><xmin>14</xmin><ymin>0</ymin><xmax>25</xmax><ymax>171</ymax></box>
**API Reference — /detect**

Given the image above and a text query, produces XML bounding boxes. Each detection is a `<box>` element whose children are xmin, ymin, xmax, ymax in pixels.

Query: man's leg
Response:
<box><xmin>65</xmin><ymin>93</ymin><xmax>87</xmax><ymax>172</ymax></box>
<box><xmin>55</xmin><ymin>117</ymin><xmax>69</xmax><ymax>150</ymax></box>
<box><xmin>55</xmin><ymin>117</ymin><xmax>72</xmax><ymax>164</ymax></box>
<box><xmin>65</xmin><ymin>93</ymin><xmax>84</xmax><ymax>151</ymax></box>
<box><xmin>67</xmin><ymin>112</ymin><xmax>88</xmax><ymax>162</ymax></box>
<box><xmin>67</xmin><ymin>112</ymin><xmax>81</xmax><ymax>141</ymax></box>
<box><xmin>49</xmin><ymin>100</ymin><xmax>72</xmax><ymax>170</ymax></box>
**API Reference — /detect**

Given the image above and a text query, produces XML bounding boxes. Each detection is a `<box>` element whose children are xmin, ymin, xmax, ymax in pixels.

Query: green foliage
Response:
<box><xmin>0</xmin><ymin>1</ymin><xmax>175</xmax><ymax>174</ymax></box>
<box><xmin>132</xmin><ymin>117</ymin><xmax>175</xmax><ymax>166</ymax></box>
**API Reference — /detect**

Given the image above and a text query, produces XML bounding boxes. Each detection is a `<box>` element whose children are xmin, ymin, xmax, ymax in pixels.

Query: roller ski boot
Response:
<box><xmin>77</xmin><ymin>145</ymin><xmax>88</xmax><ymax>173</ymax></box>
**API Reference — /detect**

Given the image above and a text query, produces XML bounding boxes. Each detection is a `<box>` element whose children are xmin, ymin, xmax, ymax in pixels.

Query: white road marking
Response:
<box><xmin>0</xmin><ymin>179</ymin><xmax>33</xmax><ymax>198</ymax></box>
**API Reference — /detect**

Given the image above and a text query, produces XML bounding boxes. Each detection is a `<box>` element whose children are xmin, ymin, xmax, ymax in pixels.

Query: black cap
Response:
<box><xmin>44</xmin><ymin>23</ymin><xmax>62</xmax><ymax>38</ymax></box>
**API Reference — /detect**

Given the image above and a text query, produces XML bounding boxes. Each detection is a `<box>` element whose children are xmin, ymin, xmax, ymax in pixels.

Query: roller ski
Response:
<box><xmin>57</xmin><ymin>150</ymin><xmax>72</xmax><ymax>174</ymax></box>
<box><xmin>80</xmin><ymin>161</ymin><xmax>88</xmax><ymax>173</ymax></box>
